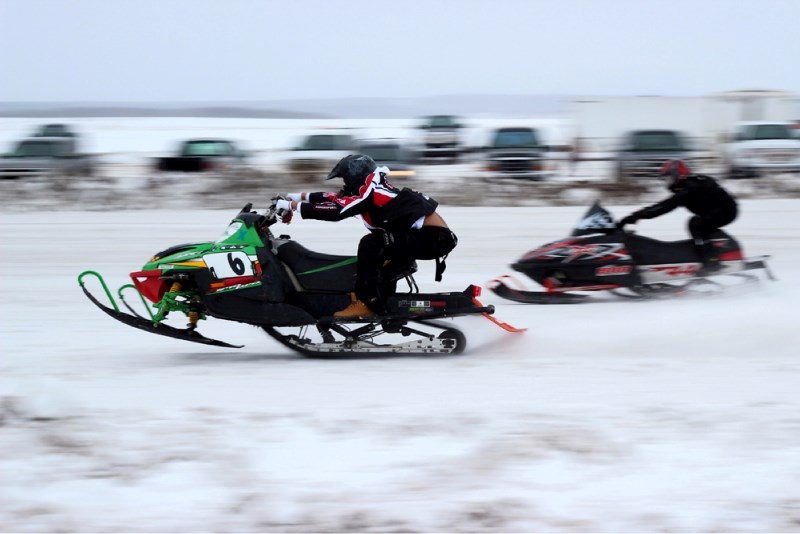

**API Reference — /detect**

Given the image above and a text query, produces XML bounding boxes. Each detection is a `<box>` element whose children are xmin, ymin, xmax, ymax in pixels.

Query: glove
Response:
<box><xmin>618</xmin><ymin>215</ymin><xmax>638</xmax><ymax>230</ymax></box>
<box><xmin>285</xmin><ymin>193</ymin><xmax>303</xmax><ymax>202</ymax></box>
<box><xmin>274</xmin><ymin>198</ymin><xmax>294</xmax><ymax>224</ymax></box>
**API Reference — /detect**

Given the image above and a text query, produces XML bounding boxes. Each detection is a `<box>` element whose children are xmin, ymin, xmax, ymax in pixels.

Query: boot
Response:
<box><xmin>334</xmin><ymin>293</ymin><xmax>376</xmax><ymax>318</ymax></box>
<box><xmin>697</xmin><ymin>256</ymin><xmax>723</xmax><ymax>276</ymax></box>
<box><xmin>694</xmin><ymin>239</ymin><xmax>722</xmax><ymax>276</ymax></box>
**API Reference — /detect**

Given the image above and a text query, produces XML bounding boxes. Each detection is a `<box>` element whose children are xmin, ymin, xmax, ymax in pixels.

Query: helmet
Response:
<box><xmin>326</xmin><ymin>154</ymin><xmax>378</xmax><ymax>194</ymax></box>
<box><xmin>659</xmin><ymin>159</ymin><xmax>691</xmax><ymax>190</ymax></box>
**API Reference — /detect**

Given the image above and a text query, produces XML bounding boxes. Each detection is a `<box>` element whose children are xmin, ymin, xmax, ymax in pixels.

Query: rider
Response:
<box><xmin>274</xmin><ymin>154</ymin><xmax>457</xmax><ymax>318</ymax></box>
<box><xmin>618</xmin><ymin>159</ymin><xmax>738</xmax><ymax>274</ymax></box>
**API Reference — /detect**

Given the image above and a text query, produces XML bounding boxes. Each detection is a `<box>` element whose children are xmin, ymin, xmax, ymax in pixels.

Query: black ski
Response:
<box><xmin>81</xmin><ymin>285</ymin><xmax>243</xmax><ymax>348</ymax></box>
<box><xmin>490</xmin><ymin>280</ymin><xmax>589</xmax><ymax>304</ymax></box>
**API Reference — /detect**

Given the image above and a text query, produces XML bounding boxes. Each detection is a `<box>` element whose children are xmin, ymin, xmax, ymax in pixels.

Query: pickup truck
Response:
<box><xmin>419</xmin><ymin>115</ymin><xmax>463</xmax><ymax>162</ymax></box>
<box><xmin>286</xmin><ymin>132</ymin><xmax>356</xmax><ymax>179</ymax></box>
<box><xmin>614</xmin><ymin>129</ymin><xmax>692</xmax><ymax>181</ymax></box>
<box><xmin>32</xmin><ymin>123</ymin><xmax>76</xmax><ymax>138</ymax></box>
<box><xmin>723</xmin><ymin>122</ymin><xmax>800</xmax><ymax>178</ymax></box>
<box><xmin>483</xmin><ymin>127</ymin><xmax>549</xmax><ymax>180</ymax></box>
<box><xmin>155</xmin><ymin>139</ymin><xmax>248</xmax><ymax>172</ymax></box>
<box><xmin>0</xmin><ymin>137</ymin><xmax>95</xmax><ymax>179</ymax></box>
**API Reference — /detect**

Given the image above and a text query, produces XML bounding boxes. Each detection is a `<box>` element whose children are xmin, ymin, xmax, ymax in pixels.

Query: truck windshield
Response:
<box><xmin>12</xmin><ymin>140</ymin><xmax>67</xmax><ymax>157</ymax></box>
<box><xmin>492</xmin><ymin>129</ymin><xmax>540</xmax><ymax>149</ymax></box>
<box><xmin>631</xmin><ymin>132</ymin><xmax>684</xmax><ymax>151</ymax></box>
<box><xmin>298</xmin><ymin>135</ymin><xmax>353</xmax><ymax>151</ymax></box>
<box><xmin>427</xmin><ymin>116</ymin><xmax>458</xmax><ymax>128</ymax></box>
<box><xmin>360</xmin><ymin>145</ymin><xmax>401</xmax><ymax>162</ymax></box>
<box><xmin>747</xmin><ymin>124</ymin><xmax>793</xmax><ymax>140</ymax></box>
<box><xmin>183</xmin><ymin>141</ymin><xmax>231</xmax><ymax>156</ymax></box>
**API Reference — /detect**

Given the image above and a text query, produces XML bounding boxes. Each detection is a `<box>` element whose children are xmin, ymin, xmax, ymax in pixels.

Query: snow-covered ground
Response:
<box><xmin>2</xmin><ymin>198</ymin><xmax>799</xmax><ymax>532</ymax></box>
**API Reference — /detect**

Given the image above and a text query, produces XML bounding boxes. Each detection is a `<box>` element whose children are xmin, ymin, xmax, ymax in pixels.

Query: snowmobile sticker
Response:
<box><xmin>532</xmin><ymin>242</ymin><xmax>631</xmax><ymax>263</ymax></box>
<box><xmin>645</xmin><ymin>264</ymin><xmax>700</xmax><ymax>277</ymax></box>
<box><xmin>595</xmin><ymin>265</ymin><xmax>632</xmax><ymax>276</ymax></box>
<box><xmin>203</xmin><ymin>251</ymin><xmax>255</xmax><ymax>279</ymax></box>
<box><xmin>211</xmin><ymin>281</ymin><xmax>262</xmax><ymax>294</ymax></box>
<box><xmin>398</xmin><ymin>299</ymin><xmax>447</xmax><ymax>312</ymax></box>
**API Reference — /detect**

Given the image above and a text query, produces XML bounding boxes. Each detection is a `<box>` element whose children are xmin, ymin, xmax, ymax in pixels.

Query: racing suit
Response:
<box><xmin>299</xmin><ymin>166</ymin><xmax>458</xmax><ymax>312</ymax></box>
<box><xmin>627</xmin><ymin>174</ymin><xmax>738</xmax><ymax>265</ymax></box>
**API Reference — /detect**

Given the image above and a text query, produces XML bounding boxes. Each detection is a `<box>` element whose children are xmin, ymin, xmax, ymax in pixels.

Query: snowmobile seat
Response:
<box><xmin>624</xmin><ymin>230</ymin><xmax>735</xmax><ymax>265</ymax></box>
<box><xmin>276</xmin><ymin>241</ymin><xmax>357</xmax><ymax>292</ymax></box>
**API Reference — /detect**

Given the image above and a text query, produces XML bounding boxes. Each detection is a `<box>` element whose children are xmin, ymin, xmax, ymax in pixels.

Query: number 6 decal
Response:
<box><xmin>203</xmin><ymin>252</ymin><xmax>254</xmax><ymax>279</ymax></box>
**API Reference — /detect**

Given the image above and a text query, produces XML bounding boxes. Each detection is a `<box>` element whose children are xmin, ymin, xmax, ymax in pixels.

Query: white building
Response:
<box><xmin>568</xmin><ymin>90</ymin><xmax>799</xmax><ymax>152</ymax></box>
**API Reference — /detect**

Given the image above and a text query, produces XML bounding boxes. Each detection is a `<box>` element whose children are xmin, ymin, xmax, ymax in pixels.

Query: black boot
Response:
<box><xmin>695</xmin><ymin>240</ymin><xmax>722</xmax><ymax>276</ymax></box>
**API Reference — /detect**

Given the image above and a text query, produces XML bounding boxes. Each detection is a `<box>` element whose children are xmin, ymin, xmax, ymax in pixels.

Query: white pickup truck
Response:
<box><xmin>0</xmin><ymin>136</ymin><xmax>95</xmax><ymax>179</ymax></box>
<box><xmin>723</xmin><ymin>122</ymin><xmax>800</xmax><ymax>179</ymax></box>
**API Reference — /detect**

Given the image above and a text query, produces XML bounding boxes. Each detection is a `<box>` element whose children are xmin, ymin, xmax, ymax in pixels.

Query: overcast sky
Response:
<box><xmin>1</xmin><ymin>0</ymin><xmax>798</xmax><ymax>102</ymax></box>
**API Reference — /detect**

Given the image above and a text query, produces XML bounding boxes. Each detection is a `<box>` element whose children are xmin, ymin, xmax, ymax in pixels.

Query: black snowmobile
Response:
<box><xmin>79</xmin><ymin>201</ymin><xmax>524</xmax><ymax>357</ymax></box>
<box><xmin>490</xmin><ymin>201</ymin><xmax>775</xmax><ymax>304</ymax></box>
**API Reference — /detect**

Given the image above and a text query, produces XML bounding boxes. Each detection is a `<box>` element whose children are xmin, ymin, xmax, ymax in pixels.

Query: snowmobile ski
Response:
<box><xmin>489</xmin><ymin>276</ymin><xmax>589</xmax><ymax>304</ymax></box>
<box><xmin>79</xmin><ymin>274</ymin><xmax>242</xmax><ymax>348</ymax></box>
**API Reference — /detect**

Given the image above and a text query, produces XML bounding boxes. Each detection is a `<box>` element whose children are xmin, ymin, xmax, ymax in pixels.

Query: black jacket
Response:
<box><xmin>633</xmin><ymin>174</ymin><xmax>737</xmax><ymax>220</ymax></box>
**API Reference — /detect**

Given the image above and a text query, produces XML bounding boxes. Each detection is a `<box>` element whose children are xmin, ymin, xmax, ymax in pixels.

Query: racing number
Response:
<box><xmin>203</xmin><ymin>251</ymin><xmax>254</xmax><ymax>279</ymax></box>
<box><xmin>227</xmin><ymin>252</ymin><xmax>246</xmax><ymax>276</ymax></box>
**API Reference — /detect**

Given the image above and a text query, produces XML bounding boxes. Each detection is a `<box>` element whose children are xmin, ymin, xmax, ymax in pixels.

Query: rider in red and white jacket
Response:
<box><xmin>276</xmin><ymin>154</ymin><xmax>457</xmax><ymax>318</ymax></box>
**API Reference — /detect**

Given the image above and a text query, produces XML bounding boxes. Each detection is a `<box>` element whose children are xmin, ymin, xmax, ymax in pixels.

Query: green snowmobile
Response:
<box><xmin>79</xmin><ymin>200</ymin><xmax>523</xmax><ymax>357</ymax></box>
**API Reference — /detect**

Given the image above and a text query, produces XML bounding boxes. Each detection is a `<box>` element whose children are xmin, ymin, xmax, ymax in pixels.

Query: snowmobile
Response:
<box><xmin>490</xmin><ymin>201</ymin><xmax>775</xmax><ymax>304</ymax></box>
<box><xmin>78</xmin><ymin>201</ymin><xmax>524</xmax><ymax>357</ymax></box>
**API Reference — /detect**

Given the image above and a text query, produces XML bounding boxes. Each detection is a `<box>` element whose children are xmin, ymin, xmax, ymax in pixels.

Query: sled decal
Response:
<box><xmin>595</xmin><ymin>265</ymin><xmax>632</xmax><ymax>276</ymax></box>
<box><xmin>203</xmin><ymin>251</ymin><xmax>255</xmax><ymax>279</ymax></box>
<box><xmin>297</xmin><ymin>257</ymin><xmax>358</xmax><ymax>276</ymax></box>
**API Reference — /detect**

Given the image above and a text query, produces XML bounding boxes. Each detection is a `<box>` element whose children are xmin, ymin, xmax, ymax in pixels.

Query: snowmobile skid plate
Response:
<box><xmin>80</xmin><ymin>282</ymin><xmax>242</xmax><ymax>349</ymax></box>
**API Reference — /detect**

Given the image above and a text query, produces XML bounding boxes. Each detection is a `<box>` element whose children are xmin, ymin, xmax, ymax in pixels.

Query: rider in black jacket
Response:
<box><xmin>275</xmin><ymin>154</ymin><xmax>457</xmax><ymax>318</ymax></box>
<box><xmin>619</xmin><ymin>160</ymin><xmax>738</xmax><ymax>273</ymax></box>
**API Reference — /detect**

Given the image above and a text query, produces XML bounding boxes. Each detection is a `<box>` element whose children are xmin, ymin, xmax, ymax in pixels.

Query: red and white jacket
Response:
<box><xmin>299</xmin><ymin>166</ymin><xmax>438</xmax><ymax>232</ymax></box>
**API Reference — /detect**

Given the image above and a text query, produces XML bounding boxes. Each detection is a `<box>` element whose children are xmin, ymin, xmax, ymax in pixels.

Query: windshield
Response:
<box><xmin>183</xmin><ymin>141</ymin><xmax>231</xmax><ymax>156</ymax></box>
<box><xmin>12</xmin><ymin>140</ymin><xmax>68</xmax><ymax>157</ymax></box>
<box><xmin>746</xmin><ymin>124</ymin><xmax>793</xmax><ymax>140</ymax></box>
<box><xmin>492</xmin><ymin>129</ymin><xmax>541</xmax><ymax>149</ymax></box>
<box><xmin>215</xmin><ymin>221</ymin><xmax>244</xmax><ymax>243</ymax></box>
<box><xmin>427</xmin><ymin>116</ymin><xmax>458</xmax><ymax>128</ymax></box>
<box><xmin>299</xmin><ymin>135</ymin><xmax>354</xmax><ymax>151</ymax></box>
<box><xmin>631</xmin><ymin>132</ymin><xmax>684</xmax><ymax>151</ymax></box>
<box><xmin>360</xmin><ymin>145</ymin><xmax>401</xmax><ymax>162</ymax></box>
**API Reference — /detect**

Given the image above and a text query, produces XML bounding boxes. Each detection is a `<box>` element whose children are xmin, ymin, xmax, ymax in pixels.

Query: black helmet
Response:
<box><xmin>659</xmin><ymin>159</ymin><xmax>691</xmax><ymax>191</ymax></box>
<box><xmin>326</xmin><ymin>154</ymin><xmax>378</xmax><ymax>194</ymax></box>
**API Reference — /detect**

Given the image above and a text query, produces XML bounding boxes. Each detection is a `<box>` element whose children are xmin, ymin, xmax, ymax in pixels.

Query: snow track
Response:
<box><xmin>2</xmin><ymin>201</ymin><xmax>799</xmax><ymax>531</ymax></box>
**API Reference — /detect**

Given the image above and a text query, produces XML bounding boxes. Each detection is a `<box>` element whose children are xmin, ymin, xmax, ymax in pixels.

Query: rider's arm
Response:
<box><xmin>299</xmin><ymin>191</ymin><xmax>372</xmax><ymax>222</ymax></box>
<box><xmin>633</xmin><ymin>191</ymin><xmax>686</xmax><ymax>220</ymax></box>
<box><xmin>299</xmin><ymin>173</ymin><xmax>379</xmax><ymax>221</ymax></box>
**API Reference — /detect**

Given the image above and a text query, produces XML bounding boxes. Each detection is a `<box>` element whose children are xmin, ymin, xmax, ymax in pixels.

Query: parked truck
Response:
<box><xmin>482</xmin><ymin>127</ymin><xmax>550</xmax><ymax>180</ymax></box>
<box><xmin>418</xmin><ymin>115</ymin><xmax>463</xmax><ymax>162</ymax></box>
<box><xmin>155</xmin><ymin>139</ymin><xmax>249</xmax><ymax>173</ymax></box>
<box><xmin>0</xmin><ymin>136</ymin><xmax>95</xmax><ymax>179</ymax></box>
<box><xmin>723</xmin><ymin>121</ymin><xmax>800</xmax><ymax>178</ymax></box>
<box><xmin>613</xmin><ymin>129</ymin><xmax>692</xmax><ymax>181</ymax></box>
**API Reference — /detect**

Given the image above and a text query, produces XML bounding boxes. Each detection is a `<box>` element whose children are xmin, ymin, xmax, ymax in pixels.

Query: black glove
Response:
<box><xmin>618</xmin><ymin>215</ymin><xmax>638</xmax><ymax>230</ymax></box>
